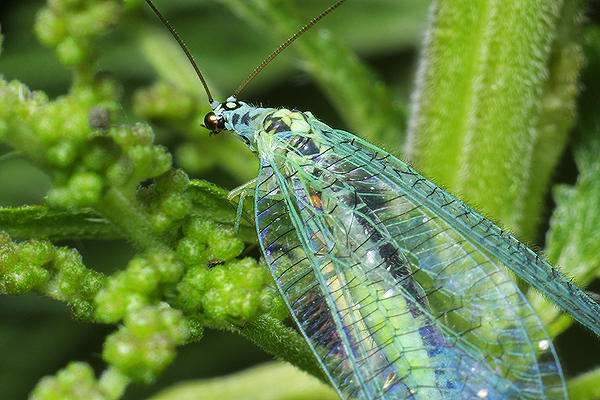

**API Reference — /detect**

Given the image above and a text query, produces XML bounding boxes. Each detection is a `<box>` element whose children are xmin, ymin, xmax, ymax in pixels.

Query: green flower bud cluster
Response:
<box><xmin>0</xmin><ymin>77</ymin><xmax>175</xmax><ymax>210</ymax></box>
<box><xmin>42</xmin><ymin>246</ymin><xmax>106</xmax><ymax>319</ymax></box>
<box><xmin>0</xmin><ymin>79</ymin><xmax>115</xmax><ymax>208</ymax></box>
<box><xmin>0</xmin><ymin>77</ymin><xmax>117</xmax><ymax>149</ymax></box>
<box><xmin>137</xmin><ymin>169</ymin><xmax>192</xmax><ymax>232</ymax></box>
<box><xmin>132</xmin><ymin>81</ymin><xmax>215</xmax><ymax>175</ymax></box>
<box><xmin>201</xmin><ymin>257</ymin><xmax>270</xmax><ymax>323</ymax></box>
<box><xmin>106</xmin><ymin>123</ymin><xmax>172</xmax><ymax>189</ymax></box>
<box><xmin>175</xmin><ymin>218</ymin><xmax>272</xmax><ymax>324</ymax></box>
<box><xmin>47</xmin><ymin>170</ymin><xmax>105</xmax><ymax>209</ymax></box>
<box><xmin>0</xmin><ymin>232</ymin><xmax>104</xmax><ymax>319</ymax></box>
<box><xmin>30</xmin><ymin>362</ymin><xmax>108</xmax><ymax>400</ymax></box>
<box><xmin>0</xmin><ymin>232</ymin><xmax>53</xmax><ymax>295</ymax></box>
<box><xmin>95</xmin><ymin>252</ymin><xmax>184</xmax><ymax>323</ymax></box>
<box><xmin>177</xmin><ymin>218</ymin><xmax>245</xmax><ymax>264</ymax></box>
<box><xmin>177</xmin><ymin>252</ymin><xmax>271</xmax><ymax>326</ymax></box>
<box><xmin>35</xmin><ymin>0</ymin><xmax>122</xmax><ymax>67</ymax></box>
<box><xmin>38</xmin><ymin>88</ymin><xmax>117</xmax><ymax>207</ymax></box>
<box><xmin>102</xmin><ymin>304</ymin><xmax>189</xmax><ymax>382</ymax></box>
<box><xmin>0</xmin><ymin>80</ymin><xmax>49</xmax><ymax>143</ymax></box>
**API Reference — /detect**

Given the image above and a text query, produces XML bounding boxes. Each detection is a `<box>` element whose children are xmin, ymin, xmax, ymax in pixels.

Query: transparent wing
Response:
<box><xmin>311</xmin><ymin>119</ymin><xmax>600</xmax><ymax>337</ymax></box>
<box><xmin>255</xmin><ymin>162</ymin><xmax>356</xmax><ymax>399</ymax></box>
<box><xmin>255</xmin><ymin>118</ymin><xmax>570</xmax><ymax>399</ymax></box>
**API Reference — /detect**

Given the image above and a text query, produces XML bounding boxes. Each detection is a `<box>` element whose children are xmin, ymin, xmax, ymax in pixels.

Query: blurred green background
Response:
<box><xmin>1</xmin><ymin>0</ymin><xmax>599</xmax><ymax>399</ymax></box>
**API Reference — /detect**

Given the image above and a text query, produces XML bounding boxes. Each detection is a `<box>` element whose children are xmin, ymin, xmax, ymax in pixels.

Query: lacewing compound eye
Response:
<box><xmin>204</xmin><ymin>112</ymin><xmax>223</xmax><ymax>134</ymax></box>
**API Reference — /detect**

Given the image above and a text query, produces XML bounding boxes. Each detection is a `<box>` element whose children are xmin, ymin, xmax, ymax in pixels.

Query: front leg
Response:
<box><xmin>228</xmin><ymin>178</ymin><xmax>257</xmax><ymax>233</ymax></box>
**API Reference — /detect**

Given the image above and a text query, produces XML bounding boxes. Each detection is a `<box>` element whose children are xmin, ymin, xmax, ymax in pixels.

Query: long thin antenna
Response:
<box><xmin>232</xmin><ymin>0</ymin><xmax>348</xmax><ymax>99</ymax></box>
<box><xmin>144</xmin><ymin>0</ymin><xmax>214</xmax><ymax>103</ymax></box>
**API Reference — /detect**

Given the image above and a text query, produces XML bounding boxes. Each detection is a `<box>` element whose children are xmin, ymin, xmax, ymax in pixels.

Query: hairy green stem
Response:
<box><xmin>211</xmin><ymin>315</ymin><xmax>326</xmax><ymax>383</ymax></box>
<box><xmin>3</xmin><ymin>113</ymin><xmax>53</xmax><ymax>169</ymax></box>
<box><xmin>96</xmin><ymin>187</ymin><xmax>169</xmax><ymax>252</ymax></box>
<box><xmin>407</xmin><ymin>0</ymin><xmax>582</xmax><ymax>241</ymax></box>
<box><xmin>521</xmin><ymin>0</ymin><xmax>584</xmax><ymax>240</ymax></box>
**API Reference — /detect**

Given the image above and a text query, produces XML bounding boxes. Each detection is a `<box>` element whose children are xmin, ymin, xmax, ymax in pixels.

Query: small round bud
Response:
<box><xmin>56</xmin><ymin>36</ymin><xmax>86</xmax><ymax>66</ymax></box>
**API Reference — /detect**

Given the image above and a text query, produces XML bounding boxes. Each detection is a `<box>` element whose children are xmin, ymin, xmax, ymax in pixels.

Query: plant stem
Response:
<box><xmin>407</xmin><ymin>0</ymin><xmax>582</xmax><ymax>241</ymax></box>
<box><xmin>96</xmin><ymin>187</ymin><xmax>169</xmax><ymax>252</ymax></box>
<box><xmin>212</xmin><ymin>315</ymin><xmax>326</xmax><ymax>383</ymax></box>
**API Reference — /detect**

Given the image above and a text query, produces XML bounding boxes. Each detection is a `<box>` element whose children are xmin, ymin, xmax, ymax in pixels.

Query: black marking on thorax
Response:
<box><xmin>264</xmin><ymin>115</ymin><xmax>292</xmax><ymax>133</ymax></box>
<box><xmin>240</xmin><ymin>112</ymin><xmax>250</xmax><ymax>125</ymax></box>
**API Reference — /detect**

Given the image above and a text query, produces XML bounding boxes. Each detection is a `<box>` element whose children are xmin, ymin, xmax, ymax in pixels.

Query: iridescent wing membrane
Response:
<box><xmin>252</xmin><ymin>112</ymin><xmax>597</xmax><ymax>399</ymax></box>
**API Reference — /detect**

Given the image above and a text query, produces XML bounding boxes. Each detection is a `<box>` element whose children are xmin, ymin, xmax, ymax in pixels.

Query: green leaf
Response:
<box><xmin>531</xmin><ymin>27</ymin><xmax>600</xmax><ymax>335</ymax></box>
<box><xmin>0</xmin><ymin>205</ymin><xmax>119</xmax><ymax>240</ymax></box>
<box><xmin>149</xmin><ymin>361</ymin><xmax>337</xmax><ymax>400</ymax></box>
<box><xmin>532</xmin><ymin>125</ymin><xmax>600</xmax><ymax>335</ymax></box>
<box><xmin>568</xmin><ymin>367</ymin><xmax>600</xmax><ymax>400</ymax></box>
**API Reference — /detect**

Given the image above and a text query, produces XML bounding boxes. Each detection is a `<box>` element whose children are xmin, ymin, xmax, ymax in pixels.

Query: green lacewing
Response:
<box><xmin>145</xmin><ymin>1</ymin><xmax>600</xmax><ymax>398</ymax></box>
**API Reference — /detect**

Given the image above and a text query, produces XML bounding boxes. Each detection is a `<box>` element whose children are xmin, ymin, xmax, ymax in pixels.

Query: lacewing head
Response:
<box><xmin>143</xmin><ymin>0</ymin><xmax>348</xmax><ymax>136</ymax></box>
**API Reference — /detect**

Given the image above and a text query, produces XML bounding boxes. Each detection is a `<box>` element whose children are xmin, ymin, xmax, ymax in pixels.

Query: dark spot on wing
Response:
<box><xmin>339</xmin><ymin>191</ymin><xmax>425</xmax><ymax>314</ymax></box>
<box><xmin>362</xmin><ymin>193</ymin><xmax>387</xmax><ymax>211</ymax></box>
<box><xmin>292</xmin><ymin>136</ymin><xmax>320</xmax><ymax>155</ymax></box>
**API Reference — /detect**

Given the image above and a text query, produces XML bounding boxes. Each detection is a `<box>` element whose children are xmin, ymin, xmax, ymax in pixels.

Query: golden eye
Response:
<box><xmin>204</xmin><ymin>112</ymin><xmax>224</xmax><ymax>133</ymax></box>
